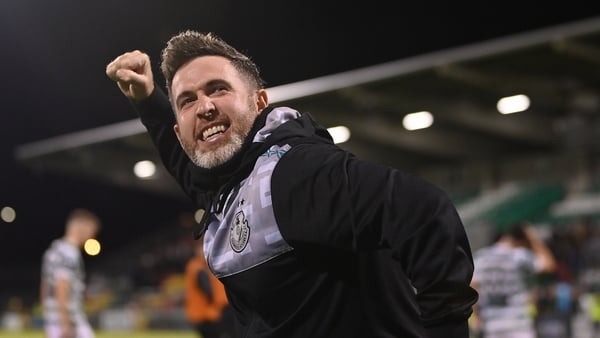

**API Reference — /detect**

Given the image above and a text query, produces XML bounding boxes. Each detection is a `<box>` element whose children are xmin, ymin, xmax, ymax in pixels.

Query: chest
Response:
<box><xmin>203</xmin><ymin>145</ymin><xmax>294</xmax><ymax>278</ymax></box>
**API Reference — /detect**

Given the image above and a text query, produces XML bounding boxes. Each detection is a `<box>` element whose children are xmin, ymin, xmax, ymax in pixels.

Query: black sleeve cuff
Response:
<box><xmin>130</xmin><ymin>84</ymin><xmax>174</xmax><ymax>122</ymax></box>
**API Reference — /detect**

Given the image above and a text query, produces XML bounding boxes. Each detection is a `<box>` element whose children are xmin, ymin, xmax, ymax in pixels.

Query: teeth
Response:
<box><xmin>202</xmin><ymin>125</ymin><xmax>227</xmax><ymax>141</ymax></box>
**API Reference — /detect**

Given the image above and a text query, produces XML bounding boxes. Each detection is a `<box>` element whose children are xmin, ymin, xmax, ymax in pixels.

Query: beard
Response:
<box><xmin>180</xmin><ymin>105</ymin><xmax>258</xmax><ymax>169</ymax></box>
<box><xmin>184</xmin><ymin>133</ymin><xmax>244</xmax><ymax>169</ymax></box>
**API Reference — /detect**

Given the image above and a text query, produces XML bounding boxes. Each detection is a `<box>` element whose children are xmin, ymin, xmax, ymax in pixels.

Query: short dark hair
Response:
<box><xmin>505</xmin><ymin>222</ymin><xmax>527</xmax><ymax>240</ymax></box>
<box><xmin>504</xmin><ymin>221</ymin><xmax>531</xmax><ymax>247</ymax></box>
<box><xmin>160</xmin><ymin>30</ymin><xmax>265</xmax><ymax>97</ymax></box>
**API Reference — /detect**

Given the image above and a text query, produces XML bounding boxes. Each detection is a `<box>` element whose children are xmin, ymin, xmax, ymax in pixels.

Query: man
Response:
<box><xmin>40</xmin><ymin>208</ymin><xmax>101</xmax><ymax>338</ymax></box>
<box><xmin>185</xmin><ymin>239</ymin><xmax>233</xmax><ymax>338</ymax></box>
<box><xmin>578</xmin><ymin>219</ymin><xmax>600</xmax><ymax>337</ymax></box>
<box><xmin>470</xmin><ymin>222</ymin><xmax>556</xmax><ymax>338</ymax></box>
<box><xmin>106</xmin><ymin>30</ymin><xmax>478</xmax><ymax>337</ymax></box>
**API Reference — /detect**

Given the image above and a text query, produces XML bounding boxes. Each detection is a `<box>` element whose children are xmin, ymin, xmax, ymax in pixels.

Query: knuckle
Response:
<box><xmin>105</xmin><ymin>64</ymin><xmax>116</xmax><ymax>75</ymax></box>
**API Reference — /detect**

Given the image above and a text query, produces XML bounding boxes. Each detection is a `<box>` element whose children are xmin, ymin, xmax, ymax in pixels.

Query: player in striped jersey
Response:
<box><xmin>471</xmin><ymin>222</ymin><xmax>556</xmax><ymax>338</ymax></box>
<box><xmin>40</xmin><ymin>209</ymin><xmax>101</xmax><ymax>338</ymax></box>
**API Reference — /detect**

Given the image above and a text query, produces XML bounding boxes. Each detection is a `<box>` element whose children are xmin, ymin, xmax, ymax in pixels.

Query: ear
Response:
<box><xmin>174</xmin><ymin>123</ymin><xmax>182</xmax><ymax>142</ymax></box>
<box><xmin>256</xmin><ymin>89</ymin><xmax>269</xmax><ymax>112</ymax></box>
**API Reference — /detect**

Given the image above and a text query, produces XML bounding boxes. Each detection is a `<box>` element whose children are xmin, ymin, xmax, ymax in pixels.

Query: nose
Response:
<box><xmin>195</xmin><ymin>96</ymin><xmax>217</xmax><ymax>121</ymax></box>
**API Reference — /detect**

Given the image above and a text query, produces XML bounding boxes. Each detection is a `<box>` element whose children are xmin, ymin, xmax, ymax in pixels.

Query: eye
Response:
<box><xmin>179</xmin><ymin>97</ymin><xmax>196</xmax><ymax>109</ymax></box>
<box><xmin>210</xmin><ymin>85</ymin><xmax>228</xmax><ymax>95</ymax></box>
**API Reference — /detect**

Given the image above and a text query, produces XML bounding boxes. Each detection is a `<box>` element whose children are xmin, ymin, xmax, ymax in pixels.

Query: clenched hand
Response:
<box><xmin>106</xmin><ymin>50</ymin><xmax>155</xmax><ymax>101</ymax></box>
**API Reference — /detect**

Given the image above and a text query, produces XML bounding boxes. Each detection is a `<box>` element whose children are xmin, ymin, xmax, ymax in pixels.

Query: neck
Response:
<box><xmin>63</xmin><ymin>234</ymin><xmax>80</xmax><ymax>247</ymax></box>
<box><xmin>498</xmin><ymin>237</ymin><xmax>516</xmax><ymax>247</ymax></box>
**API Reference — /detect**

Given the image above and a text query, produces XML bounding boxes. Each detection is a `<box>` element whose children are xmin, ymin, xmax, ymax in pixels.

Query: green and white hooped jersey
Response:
<box><xmin>473</xmin><ymin>242</ymin><xmax>538</xmax><ymax>335</ymax></box>
<box><xmin>41</xmin><ymin>239</ymin><xmax>88</xmax><ymax>324</ymax></box>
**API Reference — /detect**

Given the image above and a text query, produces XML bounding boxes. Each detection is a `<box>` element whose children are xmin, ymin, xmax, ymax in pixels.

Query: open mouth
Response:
<box><xmin>200</xmin><ymin>123</ymin><xmax>230</xmax><ymax>142</ymax></box>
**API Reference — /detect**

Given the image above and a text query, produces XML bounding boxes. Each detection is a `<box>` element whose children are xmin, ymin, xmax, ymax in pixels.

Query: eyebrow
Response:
<box><xmin>174</xmin><ymin>79</ymin><xmax>231</xmax><ymax>106</ymax></box>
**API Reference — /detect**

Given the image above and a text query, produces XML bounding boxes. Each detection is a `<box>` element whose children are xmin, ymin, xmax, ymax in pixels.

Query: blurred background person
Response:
<box><xmin>577</xmin><ymin>219</ymin><xmax>600</xmax><ymax>337</ymax></box>
<box><xmin>185</xmin><ymin>239</ymin><xmax>234</xmax><ymax>338</ymax></box>
<box><xmin>470</xmin><ymin>221</ymin><xmax>557</xmax><ymax>338</ymax></box>
<box><xmin>40</xmin><ymin>208</ymin><xmax>101</xmax><ymax>338</ymax></box>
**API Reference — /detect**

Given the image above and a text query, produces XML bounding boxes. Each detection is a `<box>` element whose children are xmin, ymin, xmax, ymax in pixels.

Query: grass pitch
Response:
<box><xmin>0</xmin><ymin>330</ymin><xmax>198</xmax><ymax>338</ymax></box>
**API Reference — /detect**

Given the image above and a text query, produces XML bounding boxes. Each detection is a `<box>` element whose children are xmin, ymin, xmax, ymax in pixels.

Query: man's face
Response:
<box><xmin>72</xmin><ymin>220</ymin><xmax>99</xmax><ymax>246</ymax></box>
<box><xmin>171</xmin><ymin>56</ymin><xmax>268</xmax><ymax>169</ymax></box>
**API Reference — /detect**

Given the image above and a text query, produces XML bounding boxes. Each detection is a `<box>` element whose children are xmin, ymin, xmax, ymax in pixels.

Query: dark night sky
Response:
<box><xmin>0</xmin><ymin>0</ymin><xmax>598</xmax><ymax>291</ymax></box>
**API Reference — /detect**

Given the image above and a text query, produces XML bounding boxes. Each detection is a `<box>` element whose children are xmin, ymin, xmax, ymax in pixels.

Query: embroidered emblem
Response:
<box><xmin>230</xmin><ymin>210</ymin><xmax>250</xmax><ymax>253</ymax></box>
<box><xmin>260</xmin><ymin>149</ymin><xmax>288</xmax><ymax>158</ymax></box>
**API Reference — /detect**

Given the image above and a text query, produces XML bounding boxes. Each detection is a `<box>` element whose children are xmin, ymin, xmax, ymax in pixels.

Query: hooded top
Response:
<box><xmin>133</xmin><ymin>88</ymin><xmax>478</xmax><ymax>338</ymax></box>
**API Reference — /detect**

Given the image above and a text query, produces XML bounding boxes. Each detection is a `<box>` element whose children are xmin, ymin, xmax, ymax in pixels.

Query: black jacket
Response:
<box><xmin>133</xmin><ymin>88</ymin><xmax>478</xmax><ymax>337</ymax></box>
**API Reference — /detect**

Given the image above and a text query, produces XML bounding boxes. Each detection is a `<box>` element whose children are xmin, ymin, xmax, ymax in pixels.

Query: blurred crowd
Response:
<box><xmin>1</xmin><ymin>211</ymin><xmax>600</xmax><ymax>337</ymax></box>
<box><xmin>469</xmin><ymin>217</ymin><xmax>600</xmax><ymax>338</ymax></box>
<box><xmin>0</xmin><ymin>212</ymin><xmax>200</xmax><ymax>333</ymax></box>
<box><xmin>534</xmin><ymin>217</ymin><xmax>600</xmax><ymax>338</ymax></box>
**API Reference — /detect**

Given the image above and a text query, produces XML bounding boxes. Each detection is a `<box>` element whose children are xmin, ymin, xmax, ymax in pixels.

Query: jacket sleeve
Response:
<box><xmin>271</xmin><ymin>142</ymin><xmax>478</xmax><ymax>334</ymax></box>
<box><xmin>130</xmin><ymin>87</ymin><xmax>203</xmax><ymax>203</ymax></box>
<box><xmin>196</xmin><ymin>270</ymin><xmax>214</xmax><ymax>301</ymax></box>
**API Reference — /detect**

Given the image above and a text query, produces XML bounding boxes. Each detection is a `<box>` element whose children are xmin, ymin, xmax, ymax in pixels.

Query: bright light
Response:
<box><xmin>497</xmin><ymin>94</ymin><xmax>530</xmax><ymax>114</ymax></box>
<box><xmin>327</xmin><ymin>126</ymin><xmax>351</xmax><ymax>144</ymax></box>
<box><xmin>194</xmin><ymin>209</ymin><xmax>205</xmax><ymax>223</ymax></box>
<box><xmin>1</xmin><ymin>206</ymin><xmax>16</xmax><ymax>223</ymax></box>
<box><xmin>402</xmin><ymin>111</ymin><xmax>434</xmax><ymax>131</ymax></box>
<box><xmin>84</xmin><ymin>239</ymin><xmax>101</xmax><ymax>256</ymax></box>
<box><xmin>133</xmin><ymin>160</ymin><xmax>156</xmax><ymax>179</ymax></box>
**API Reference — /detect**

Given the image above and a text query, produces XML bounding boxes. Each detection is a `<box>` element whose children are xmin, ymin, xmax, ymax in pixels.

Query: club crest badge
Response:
<box><xmin>230</xmin><ymin>210</ymin><xmax>250</xmax><ymax>253</ymax></box>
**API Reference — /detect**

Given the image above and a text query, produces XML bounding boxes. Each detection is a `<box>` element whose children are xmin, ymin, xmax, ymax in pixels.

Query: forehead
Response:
<box><xmin>75</xmin><ymin>218</ymin><xmax>98</xmax><ymax>227</ymax></box>
<box><xmin>171</xmin><ymin>55</ymin><xmax>241</xmax><ymax>94</ymax></box>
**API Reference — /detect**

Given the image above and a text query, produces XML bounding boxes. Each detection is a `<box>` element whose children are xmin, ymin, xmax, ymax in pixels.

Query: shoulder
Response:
<box><xmin>271</xmin><ymin>143</ymin><xmax>357</xmax><ymax>192</ymax></box>
<box><xmin>277</xmin><ymin>142</ymin><xmax>353</xmax><ymax>171</ymax></box>
<box><xmin>512</xmin><ymin>246</ymin><xmax>535</xmax><ymax>261</ymax></box>
<box><xmin>52</xmin><ymin>240</ymin><xmax>80</xmax><ymax>265</ymax></box>
<box><xmin>473</xmin><ymin>246</ymin><xmax>490</xmax><ymax>257</ymax></box>
<box><xmin>473</xmin><ymin>246</ymin><xmax>495</xmax><ymax>262</ymax></box>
